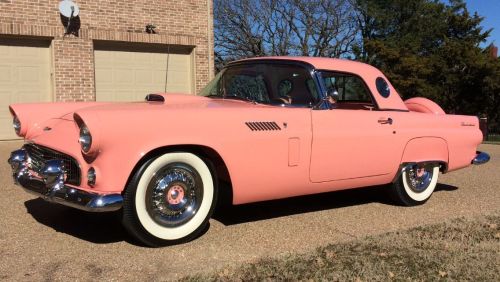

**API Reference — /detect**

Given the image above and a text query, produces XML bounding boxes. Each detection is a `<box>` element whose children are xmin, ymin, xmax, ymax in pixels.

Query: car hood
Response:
<box><xmin>66</xmin><ymin>93</ymin><xmax>272</xmax><ymax>117</ymax></box>
<box><xmin>11</xmin><ymin>93</ymin><xmax>274</xmax><ymax>139</ymax></box>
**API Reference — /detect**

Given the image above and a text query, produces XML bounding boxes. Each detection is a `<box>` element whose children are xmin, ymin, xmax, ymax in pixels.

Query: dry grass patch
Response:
<box><xmin>182</xmin><ymin>213</ymin><xmax>500</xmax><ymax>281</ymax></box>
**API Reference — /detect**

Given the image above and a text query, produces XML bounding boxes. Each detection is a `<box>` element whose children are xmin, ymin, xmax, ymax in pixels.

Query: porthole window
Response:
<box><xmin>376</xmin><ymin>77</ymin><xmax>390</xmax><ymax>98</ymax></box>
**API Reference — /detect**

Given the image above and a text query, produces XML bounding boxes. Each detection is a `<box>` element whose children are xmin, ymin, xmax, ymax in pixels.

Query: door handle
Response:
<box><xmin>378</xmin><ymin>117</ymin><xmax>393</xmax><ymax>125</ymax></box>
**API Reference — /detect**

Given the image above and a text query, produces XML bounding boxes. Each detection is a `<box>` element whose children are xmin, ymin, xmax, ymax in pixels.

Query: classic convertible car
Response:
<box><xmin>8</xmin><ymin>57</ymin><xmax>489</xmax><ymax>246</ymax></box>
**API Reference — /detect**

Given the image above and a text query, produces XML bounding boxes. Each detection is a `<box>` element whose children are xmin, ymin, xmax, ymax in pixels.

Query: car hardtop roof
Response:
<box><xmin>229</xmin><ymin>56</ymin><xmax>380</xmax><ymax>74</ymax></box>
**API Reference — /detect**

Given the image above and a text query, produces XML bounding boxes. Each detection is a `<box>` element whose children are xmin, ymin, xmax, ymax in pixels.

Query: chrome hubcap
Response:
<box><xmin>405</xmin><ymin>164</ymin><xmax>433</xmax><ymax>193</ymax></box>
<box><xmin>167</xmin><ymin>185</ymin><xmax>185</xmax><ymax>205</ymax></box>
<box><xmin>145</xmin><ymin>163</ymin><xmax>203</xmax><ymax>227</ymax></box>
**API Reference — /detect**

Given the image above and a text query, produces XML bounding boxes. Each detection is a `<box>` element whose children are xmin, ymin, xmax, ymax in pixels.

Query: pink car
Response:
<box><xmin>8</xmin><ymin>57</ymin><xmax>489</xmax><ymax>246</ymax></box>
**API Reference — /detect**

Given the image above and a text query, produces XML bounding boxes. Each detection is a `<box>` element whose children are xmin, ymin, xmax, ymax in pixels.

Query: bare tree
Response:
<box><xmin>214</xmin><ymin>0</ymin><xmax>359</xmax><ymax>69</ymax></box>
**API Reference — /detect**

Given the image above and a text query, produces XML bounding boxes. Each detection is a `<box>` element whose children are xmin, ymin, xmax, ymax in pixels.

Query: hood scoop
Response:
<box><xmin>145</xmin><ymin>94</ymin><xmax>165</xmax><ymax>103</ymax></box>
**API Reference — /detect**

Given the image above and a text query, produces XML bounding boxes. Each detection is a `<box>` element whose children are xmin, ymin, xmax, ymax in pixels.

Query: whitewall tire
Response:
<box><xmin>122</xmin><ymin>152</ymin><xmax>217</xmax><ymax>247</ymax></box>
<box><xmin>390</xmin><ymin>163</ymin><xmax>439</xmax><ymax>206</ymax></box>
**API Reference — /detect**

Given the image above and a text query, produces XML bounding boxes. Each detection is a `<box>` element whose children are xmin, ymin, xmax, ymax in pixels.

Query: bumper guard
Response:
<box><xmin>7</xmin><ymin>148</ymin><xmax>123</xmax><ymax>212</ymax></box>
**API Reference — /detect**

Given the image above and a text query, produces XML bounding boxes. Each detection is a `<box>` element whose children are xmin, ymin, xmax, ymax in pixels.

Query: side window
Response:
<box><xmin>306</xmin><ymin>79</ymin><xmax>319</xmax><ymax>102</ymax></box>
<box><xmin>225</xmin><ymin>74</ymin><xmax>270</xmax><ymax>103</ymax></box>
<box><xmin>322</xmin><ymin>72</ymin><xmax>375</xmax><ymax>109</ymax></box>
<box><xmin>199</xmin><ymin>70</ymin><xmax>223</xmax><ymax>96</ymax></box>
<box><xmin>218</xmin><ymin>63</ymin><xmax>320</xmax><ymax>107</ymax></box>
<box><xmin>267</xmin><ymin>66</ymin><xmax>319</xmax><ymax>106</ymax></box>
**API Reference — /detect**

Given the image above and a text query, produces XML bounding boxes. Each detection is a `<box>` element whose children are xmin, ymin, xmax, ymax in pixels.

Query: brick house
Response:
<box><xmin>0</xmin><ymin>0</ymin><xmax>214</xmax><ymax>139</ymax></box>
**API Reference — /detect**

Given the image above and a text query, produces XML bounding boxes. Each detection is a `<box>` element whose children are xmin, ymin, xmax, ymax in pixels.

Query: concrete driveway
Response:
<box><xmin>0</xmin><ymin>141</ymin><xmax>498</xmax><ymax>281</ymax></box>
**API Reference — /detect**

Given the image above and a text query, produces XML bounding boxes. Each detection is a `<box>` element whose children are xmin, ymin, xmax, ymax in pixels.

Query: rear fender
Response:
<box><xmin>400</xmin><ymin>137</ymin><xmax>449</xmax><ymax>171</ymax></box>
<box><xmin>404</xmin><ymin>97</ymin><xmax>445</xmax><ymax>115</ymax></box>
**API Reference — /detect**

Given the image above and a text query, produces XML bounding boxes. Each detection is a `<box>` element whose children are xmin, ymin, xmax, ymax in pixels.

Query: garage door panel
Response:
<box><xmin>115</xmin><ymin>69</ymin><xmax>134</xmax><ymax>84</ymax></box>
<box><xmin>134</xmin><ymin>52</ymin><xmax>152</xmax><ymax>63</ymax></box>
<box><xmin>0</xmin><ymin>91</ymin><xmax>14</xmax><ymax>112</ymax></box>
<box><xmin>116</xmin><ymin>90</ymin><xmax>135</xmax><ymax>102</ymax></box>
<box><xmin>0</xmin><ymin>66</ymin><xmax>11</xmax><ymax>81</ymax></box>
<box><xmin>165</xmin><ymin>53</ymin><xmax>192</xmax><ymax>93</ymax></box>
<box><xmin>94</xmin><ymin>52</ymin><xmax>111</xmax><ymax>67</ymax></box>
<box><xmin>98</xmin><ymin>91</ymin><xmax>115</xmax><ymax>101</ymax></box>
<box><xmin>18</xmin><ymin>66</ymin><xmax>41</xmax><ymax>83</ymax></box>
<box><xmin>95</xmin><ymin>68</ymin><xmax>113</xmax><ymax>84</ymax></box>
<box><xmin>95</xmin><ymin>47</ymin><xmax>193</xmax><ymax>102</ymax></box>
<box><xmin>17</xmin><ymin>47</ymin><xmax>38</xmax><ymax>57</ymax></box>
<box><xmin>0</xmin><ymin>47</ymin><xmax>7</xmax><ymax>56</ymax></box>
<box><xmin>134</xmin><ymin>91</ymin><xmax>148</xmax><ymax>101</ymax></box>
<box><xmin>17</xmin><ymin>91</ymin><xmax>47</xmax><ymax>103</ymax></box>
<box><xmin>0</xmin><ymin>41</ymin><xmax>51</xmax><ymax>140</ymax></box>
<box><xmin>135</xmin><ymin>69</ymin><xmax>154</xmax><ymax>84</ymax></box>
<box><xmin>152</xmin><ymin>71</ymin><xmax>166</xmax><ymax>84</ymax></box>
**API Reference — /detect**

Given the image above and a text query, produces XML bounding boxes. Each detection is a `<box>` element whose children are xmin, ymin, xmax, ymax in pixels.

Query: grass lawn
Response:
<box><xmin>182</xmin><ymin>213</ymin><xmax>500</xmax><ymax>281</ymax></box>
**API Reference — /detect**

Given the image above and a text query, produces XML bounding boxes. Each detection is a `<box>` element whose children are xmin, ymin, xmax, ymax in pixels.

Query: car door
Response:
<box><xmin>309</xmin><ymin>72</ymin><xmax>399</xmax><ymax>183</ymax></box>
<box><xmin>210</xmin><ymin>62</ymin><xmax>319</xmax><ymax>203</ymax></box>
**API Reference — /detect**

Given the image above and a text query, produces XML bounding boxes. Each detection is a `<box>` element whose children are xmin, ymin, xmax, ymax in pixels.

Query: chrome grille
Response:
<box><xmin>24</xmin><ymin>143</ymin><xmax>81</xmax><ymax>185</ymax></box>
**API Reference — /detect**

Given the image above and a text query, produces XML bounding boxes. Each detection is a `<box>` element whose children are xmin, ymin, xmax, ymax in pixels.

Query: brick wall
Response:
<box><xmin>0</xmin><ymin>0</ymin><xmax>214</xmax><ymax>101</ymax></box>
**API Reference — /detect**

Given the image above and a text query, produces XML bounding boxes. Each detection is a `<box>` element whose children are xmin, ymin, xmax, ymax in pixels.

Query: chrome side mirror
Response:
<box><xmin>325</xmin><ymin>89</ymin><xmax>339</xmax><ymax>109</ymax></box>
<box><xmin>327</xmin><ymin>89</ymin><xmax>339</xmax><ymax>101</ymax></box>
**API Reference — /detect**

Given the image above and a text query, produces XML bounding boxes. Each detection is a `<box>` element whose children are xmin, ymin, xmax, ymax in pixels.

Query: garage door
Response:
<box><xmin>0</xmin><ymin>38</ymin><xmax>52</xmax><ymax>140</ymax></box>
<box><xmin>94</xmin><ymin>43</ymin><xmax>193</xmax><ymax>102</ymax></box>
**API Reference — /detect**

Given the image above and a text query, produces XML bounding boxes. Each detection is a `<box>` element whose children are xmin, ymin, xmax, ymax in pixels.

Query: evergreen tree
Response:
<box><xmin>355</xmin><ymin>0</ymin><xmax>499</xmax><ymax>126</ymax></box>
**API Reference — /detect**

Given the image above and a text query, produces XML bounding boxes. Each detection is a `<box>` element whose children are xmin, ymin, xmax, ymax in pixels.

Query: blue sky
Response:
<box><xmin>465</xmin><ymin>1</ymin><xmax>500</xmax><ymax>46</ymax></box>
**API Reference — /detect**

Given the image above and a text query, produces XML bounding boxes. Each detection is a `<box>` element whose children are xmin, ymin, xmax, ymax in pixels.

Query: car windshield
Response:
<box><xmin>199</xmin><ymin>63</ymin><xmax>320</xmax><ymax>106</ymax></box>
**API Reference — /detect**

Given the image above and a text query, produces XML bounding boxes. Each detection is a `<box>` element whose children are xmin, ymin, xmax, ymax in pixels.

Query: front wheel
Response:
<box><xmin>122</xmin><ymin>152</ymin><xmax>217</xmax><ymax>247</ymax></box>
<box><xmin>390</xmin><ymin>163</ymin><xmax>440</xmax><ymax>206</ymax></box>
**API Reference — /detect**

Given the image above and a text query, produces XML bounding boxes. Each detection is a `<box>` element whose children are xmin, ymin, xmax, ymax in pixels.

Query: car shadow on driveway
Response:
<box><xmin>434</xmin><ymin>183</ymin><xmax>458</xmax><ymax>192</ymax></box>
<box><xmin>23</xmin><ymin>198</ymin><xmax>211</xmax><ymax>246</ymax></box>
<box><xmin>22</xmin><ymin>183</ymin><xmax>457</xmax><ymax>244</ymax></box>
<box><xmin>24</xmin><ymin>198</ymin><xmax>129</xmax><ymax>244</ymax></box>
<box><xmin>213</xmin><ymin>183</ymin><xmax>458</xmax><ymax>225</ymax></box>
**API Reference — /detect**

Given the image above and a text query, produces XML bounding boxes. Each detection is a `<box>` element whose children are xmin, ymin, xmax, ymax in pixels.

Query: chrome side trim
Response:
<box><xmin>8</xmin><ymin>148</ymin><xmax>122</xmax><ymax>212</ymax></box>
<box><xmin>472</xmin><ymin>151</ymin><xmax>490</xmax><ymax>165</ymax></box>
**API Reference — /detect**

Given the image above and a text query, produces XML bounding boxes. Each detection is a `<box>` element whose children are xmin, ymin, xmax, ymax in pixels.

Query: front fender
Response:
<box><xmin>10</xmin><ymin>102</ymin><xmax>108</xmax><ymax>138</ymax></box>
<box><xmin>72</xmin><ymin>108</ymin><xmax>234</xmax><ymax>194</ymax></box>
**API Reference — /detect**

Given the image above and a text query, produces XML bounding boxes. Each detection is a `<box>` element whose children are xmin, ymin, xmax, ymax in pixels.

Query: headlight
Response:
<box><xmin>78</xmin><ymin>124</ymin><xmax>92</xmax><ymax>153</ymax></box>
<box><xmin>13</xmin><ymin>116</ymin><xmax>21</xmax><ymax>136</ymax></box>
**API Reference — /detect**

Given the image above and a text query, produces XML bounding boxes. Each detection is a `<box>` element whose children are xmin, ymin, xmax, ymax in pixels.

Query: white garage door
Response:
<box><xmin>95</xmin><ymin>44</ymin><xmax>193</xmax><ymax>102</ymax></box>
<box><xmin>0</xmin><ymin>39</ymin><xmax>52</xmax><ymax>140</ymax></box>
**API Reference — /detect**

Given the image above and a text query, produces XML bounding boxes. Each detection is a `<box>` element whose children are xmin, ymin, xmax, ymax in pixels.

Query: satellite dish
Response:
<box><xmin>59</xmin><ymin>0</ymin><xmax>80</xmax><ymax>18</ymax></box>
<box><xmin>59</xmin><ymin>0</ymin><xmax>81</xmax><ymax>36</ymax></box>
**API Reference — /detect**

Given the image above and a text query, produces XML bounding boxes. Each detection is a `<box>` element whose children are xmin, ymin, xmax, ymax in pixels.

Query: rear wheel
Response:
<box><xmin>122</xmin><ymin>152</ymin><xmax>217</xmax><ymax>247</ymax></box>
<box><xmin>390</xmin><ymin>163</ymin><xmax>439</xmax><ymax>206</ymax></box>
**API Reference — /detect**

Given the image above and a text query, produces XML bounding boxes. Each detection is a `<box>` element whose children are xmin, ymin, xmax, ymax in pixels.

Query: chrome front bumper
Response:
<box><xmin>7</xmin><ymin>148</ymin><xmax>123</xmax><ymax>212</ymax></box>
<box><xmin>472</xmin><ymin>151</ymin><xmax>490</xmax><ymax>165</ymax></box>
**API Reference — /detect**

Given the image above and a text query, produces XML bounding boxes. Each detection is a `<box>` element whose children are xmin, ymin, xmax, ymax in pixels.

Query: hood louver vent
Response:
<box><xmin>245</xmin><ymin>122</ymin><xmax>281</xmax><ymax>131</ymax></box>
